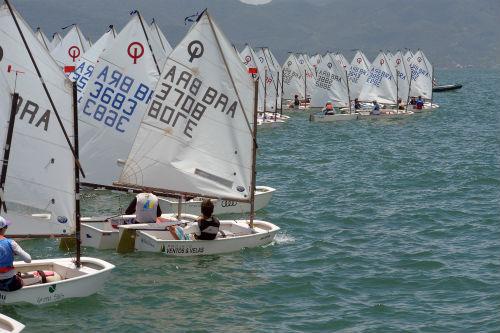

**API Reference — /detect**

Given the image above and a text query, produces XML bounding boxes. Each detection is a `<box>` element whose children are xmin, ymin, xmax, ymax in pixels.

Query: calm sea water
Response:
<box><xmin>4</xmin><ymin>69</ymin><xmax>500</xmax><ymax>332</ymax></box>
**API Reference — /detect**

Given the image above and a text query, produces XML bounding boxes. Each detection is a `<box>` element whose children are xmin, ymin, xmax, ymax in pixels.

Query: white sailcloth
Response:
<box><xmin>297</xmin><ymin>54</ymin><xmax>316</xmax><ymax>97</ymax></box>
<box><xmin>282</xmin><ymin>53</ymin><xmax>304</xmax><ymax>100</ymax></box>
<box><xmin>147</xmin><ymin>19</ymin><xmax>169</xmax><ymax>71</ymax></box>
<box><xmin>50</xmin><ymin>32</ymin><xmax>62</xmax><ymax>51</ymax></box>
<box><xmin>120</xmin><ymin>11</ymin><xmax>255</xmax><ymax>201</ymax></box>
<box><xmin>391</xmin><ymin>51</ymin><xmax>411</xmax><ymax>101</ymax></box>
<box><xmin>261</xmin><ymin>47</ymin><xmax>282</xmax><ymax>109</ymax></box>
<box><xmin>256</xmin><ymin>48</ymin><xmax>277</xmax><ymax>112</ymax></box>
<box><xmin>69</xmin><ymin>27</ymin><xmax>116</xmax><ymax>98</ymax></box>
<box><xmin>34</xmin><ymin>27</ymin><xmax>50</xmax><ymax>51</ymax></box>
<box><xmin>150</xmin><ymin>20</ymin><xmax>173</xmax><ymax>55</ymax></box>
<box><xmin>358</xmin><ymin>52</ymin><xmax>397</xmax><ymax>104</ymax></box>
<box><xmin>335</xmin><ymin>53</ymin><xmax>350</xmax><ymax>71</ymax></box>
<box><xmin>0</xmin><ymin>3</ymin><xmax>75</xmax><ymax>235</ymax></box>
<box><xmin>347</xmin><ymin>50</ymin><xmax>371</xmax><ymax>100</ymax></box>
<box><xmin>310</xmin><ymin>54</ymin><xmax>349</xmax><ymax>108</ymax></box>
<box><xmin>409</xmin><ymin>50</ymin><xmax>432</xmax><ymax>99</ymax></box>
<box><xmin>240</xmin><ymin>44</ymin><xmax>264</xmax><ymax>112</ymax></box>
<box><xmin>77</xmin><ymin>12</ymin><xmax>160</xmax><ymax>187</ymax></box>
<box><xmin>50</xmin><ymin>25</ymin><xmax>91</xmax><ymax>69</ymax></box>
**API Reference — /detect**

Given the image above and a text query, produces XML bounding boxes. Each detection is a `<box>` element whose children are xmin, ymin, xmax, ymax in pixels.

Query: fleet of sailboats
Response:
<box><xmin>0</xmin><ymin>0</ymin><xmax>448</xmax><ymax>327</ymax></box>
<box><xmin>0</xmin><ymin>0</ymin><xmax>114</xmax><ymax>305</ymax></box>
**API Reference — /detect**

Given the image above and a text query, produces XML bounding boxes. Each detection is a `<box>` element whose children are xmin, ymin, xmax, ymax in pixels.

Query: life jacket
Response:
<box><xmin>197</xmin><ymin>216</ymin><xmax>220</xmax><ymax>240</ymax></box>
<box><xmin>416</xmin><ymin>99</ymin><xmax>424</xmax><ymax>109</ymax></box>
<box><xmin>0</xmin><ymin>238</ymin><xmax>14</xmax><ymax>273</ymax></box>
<box><xmin>135</xmin><ymin>193</ymin><xmax>158</xmax><ymax>223</ymax></box>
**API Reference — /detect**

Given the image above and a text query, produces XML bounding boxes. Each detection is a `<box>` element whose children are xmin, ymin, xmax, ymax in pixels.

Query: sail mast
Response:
<box><xmin>72</xmin><ymin>82</ymin><xmax>81</xmax><ymax>268</ymax></box>
<box><xmin>4</xmin><ymin>0</ymin><xmax>85</xmax><ymax>177</ymax></box>
<box><xmin>0</xmin><ymin>93</ymin><xmax>19</xmax><ymax>214</ymax></box>
<box><xmin>249</xmin><ymin>79</ymin><xmax>258</xmax><ymax>228</ymax></box>
<box><xmin>135</xmin><ymin>11</ymin><xmax>161</xmax><ymax>74</ymax></box>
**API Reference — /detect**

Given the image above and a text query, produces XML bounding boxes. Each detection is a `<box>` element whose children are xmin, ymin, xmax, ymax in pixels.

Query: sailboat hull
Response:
<box><xmin>0</xmin><ymin>314</ymin><xmax>24</xmax><ymax>333</ymax></box>
<box><xmin>0</xmin><ymin>257</ymin><xmax>114</xmax><ymax>305</ymax></box>
<box><xmin>159</xmin><ymin>186</ymin><xmax>275</xmax><ymax>215</ymax></box>
<box><xmin>129</xmin><ymin>220</ymin><xmax>280</xmax><ymax>255</ymax></box>
<box><xmin>81</xmin><ymin>214</ymin><xmax>199</xmax><ymax>250</ymax></box>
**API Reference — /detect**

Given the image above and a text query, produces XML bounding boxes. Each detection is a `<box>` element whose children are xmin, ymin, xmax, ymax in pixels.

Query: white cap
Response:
<box><xmin>0</xmin><ymin>216</ymin><xmax>11</xmax><ymax>229</ymax></box>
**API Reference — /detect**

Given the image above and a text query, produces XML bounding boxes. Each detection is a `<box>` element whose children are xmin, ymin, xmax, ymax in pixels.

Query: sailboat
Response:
<box><xmin>50</xmin><ymin>24</ymin><xmax>91</xmax><ymax>70</ymax></box>
<box><xmin>49</xmin><ymin>32</ymin><xmax>62</xmax><ymax>51</ymax></box>
<box><xmin>0</xmin><ymin>314</ymin><xmax>24</xmax><ymax>333</ymax></box>
<box><xmin>68</xmin><ymin>25</ymin><xmax>117</xmax><ymax>95</ymax></box>
<box><xmin>281</xmin><ymin>53</ymin><xmax>305</xmax><ymax>106</ymax></box>
<box><xmin>34</xmin><ymin>27</ymin><xmax>50</xmax><ymax>51</ymax></box>
<box><xmin>0</xmin><ymin>0</ymin><xmax>114</xmax><ymax>305</ymax></box>
<box><xmin>346</xmin><ymin>50</ymin><xmax>371</xmax><ymax>102</ymax></box>
<box><xmin>111</xmin><ymin>10</ymin><xmax>280</xmax><ymax>255</ymax></box>
<box><xmin>357</xmin><ymin>51</ymin><xmax>413</xmax><ymax>119</ymax></box>
<box><xmin>309</xmin><ymin>53</ymin><xmax>355</xmax><ymax>122</ymax></box>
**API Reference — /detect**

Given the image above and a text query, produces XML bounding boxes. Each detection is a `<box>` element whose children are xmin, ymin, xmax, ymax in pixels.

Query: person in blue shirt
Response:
<box><xmin>416</xmin><ymin>96</ymin><xmax>424</xmax><ymax>109</ymax></box>
<box><xmin>370</xmin><ymin>100</ymin><xmax>381</xmax><ymax>115</ymax></box>
<box><xmin>0</xmin><ymin>216</ymin><xmax>31</xmax><ymax>291</ymax></box>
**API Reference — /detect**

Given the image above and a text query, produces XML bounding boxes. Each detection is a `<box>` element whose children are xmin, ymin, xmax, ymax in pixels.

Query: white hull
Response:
<box><xmin>310</xmin><ymin>113</ymin><xmax>358</xmax><ymax>122</ymax></box>
<box><xmin>0</xmin><ymin>314</ymin><xmax>24</xmax><ymax>333</ymax></box>
<box><xmin>0</xmin><ymin>257</ymin><xmax>114</xmax><ymax>305</ymax></box>
<box><xmin>311</xmin><ymin>110</ymin><xmax>413</xmax><ymax>122</ymax></box>
<box><xmin>123</xmin><ymin>220</ymin><xmax>280</xmax><ymax>256</ymax></box>
<box><xmin>257</xmin><ymin>119</ymin><xmax>286</xmax><ymax>127</ymax></box>
<box><xmin>81</xmin><ymin>214</ymin><xmax>198</xmax><ymax>250</ymax></box>
<box><xmin>159</xmin><ymin>186</ymin><xmax>275</xmax><ymax>215</ymax></box>
<box><xmin>5</xmin><ymin>212</ymin><xmax>72</xmax><ymax>237</ymax></box>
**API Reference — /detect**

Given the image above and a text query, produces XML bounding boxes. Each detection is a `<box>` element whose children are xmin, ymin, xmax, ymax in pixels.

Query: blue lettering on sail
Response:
<box><xmin>366</xmin><ymin>68</ymin><xmax>392</xmax><ymax>87</ymax></box>
<box><xmin>79</xmin><ymin>65</ymin><xmax>153</xmax><ymax>134</ymax></box>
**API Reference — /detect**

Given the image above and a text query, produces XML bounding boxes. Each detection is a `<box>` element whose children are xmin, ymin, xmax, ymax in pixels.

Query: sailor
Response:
<box><xmin>416</xmin><ymin>96</ymin><xmax>424</xmax><ymax>110</ymax></box>
<box><xmin>354</xmin><ymin>98</ymin><xmax>362</xmax><ymax>111</ymax></box>
<box><xmin>322</xmin><ymin>101</ymin><xmax>335</xmax><ymax>115</ymax></box>
<box><xmin>409</xmin><ymin>96</ymin><xmax>417</xmax><ymax>106</ymax></box>
<box><xmin>0</xmin><ymin>216</ymin><xmax>31</xmax><ymax>292</ymax></box>
<box><xmin>125</xmin><ymin>192</ymin><xmax>162</xmax><ymax>223</ymax></box>
<box><xmin>370</xmin><ymin>100</ymin><xmax>381</xmax><ymax>115</ymax></box>
<box><xmin>183</xmin><ymin>199</ymin><xmax>220</xmax><ymax>240</ymax></box>
<box><xmin>293</xmin><ymin>94</ymin><xmax>300</xmax><ymax>108</ymax></box>
<box><xmin>398</xmin><ymin>98</ymin><xmax>405</xmax><ymax>110</ymax></box>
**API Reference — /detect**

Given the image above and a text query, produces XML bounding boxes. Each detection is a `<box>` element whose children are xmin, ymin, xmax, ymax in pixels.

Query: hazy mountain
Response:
<box><xmin>12</xmin><ymin>0</ymin><xmax>500</xmax><ymax>68</ymax></box>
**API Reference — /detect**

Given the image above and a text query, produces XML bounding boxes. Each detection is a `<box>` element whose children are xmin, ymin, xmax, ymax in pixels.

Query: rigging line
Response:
<box><xmin>4</xmin><ymin>0</ymin><xmax>85</xmax><ymax>178</ymax></box>
<box><xmin>134</xmin><ymin>10</ymin><xmax>161</xmax><ymax>75</ymax></box>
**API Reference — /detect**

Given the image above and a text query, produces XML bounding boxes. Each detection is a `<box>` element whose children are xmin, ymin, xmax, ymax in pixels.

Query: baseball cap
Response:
<box><xmin>0</xmin><ymin>216</ymin><xmax>11</xmax><ymax>229</ymax></box>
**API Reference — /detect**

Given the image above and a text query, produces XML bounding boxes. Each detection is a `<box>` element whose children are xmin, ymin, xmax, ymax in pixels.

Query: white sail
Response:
<box><xmin>240</xmin><ymin>44</ymin><xmax>265</xmax><ymax>112</ymax></box>
<box><xmin>310</xmin><ymin>54</ymin><xmax>322</xmax><ymax>69</ymax></box>
<box><xmin>282</xmin><ymin>53</ymin><xmax>305</xmax><ymax>100</ymax></box>
<box><xmin>146</xmin><ymin>19</ymin><xmax>169</xmax><ymax>71</ymax></box>
<box><xmin>50</xmin><ymin>25</ymin><xmax>91</xmax><ymax>69</ymax></box>
<box><xmin>335</xmin><ymin>53</ymin><xmax>350</xmax><ymax>71</ymax></box>
<box><xmin>50</xmin><ymin>32</ymin><xmax>62</xmax><ymax>51</ymax></box>
<box><xmin>358</xmin><ymin>52</ymin><xmax>397</xmax><ymax>104</ymax></box>
<box><xmin>391</xmin><ymin>51</ymin><xmax>411</xmax><ymax>102</ymax></box>
<box><xmin>77</xmin><ymin>12</ymin><xmax>160</xmax><ymax>187</ymax></box>
<box><xmin>310</xmin><ymin>54</ymin><xmax>349</xmax><ymax>108</ymax></box>
<box><xmin>409</xmin><ymin>50</ymin><xmax>433</xmax><ymax>99</ymax></box>
<box><xmin>119</xmin><ymin>11</ymin><xmax>255</xmax><ymax>201</ymax></box>
<box><xmin>150</xmin><ymin>20</ymin><xmax>173</xmax><ymax>55</ymax></box>
<box><xmin>347</xmin><ymin>50</ymin><xmax>371</xmax><ymax>100</ymax></box>
<box><xmin>261</xmin><ymin>47</ymin><xmax>282</xmax><ymax>109</ymax></box>
<box><xmin>0</xmin><ymin>3</ymin><xmax>75</xmax><ymax>235</ymax></box>
<box><xmin>69</xmin><ymin>26</ymin><xmax>117</xmax><ymax>97</ymax></box>
<box><xmin>34</xmin><ymin>27</ymin><xmax>50</xmax><ymax>51</ymax></box>
<box><xmin>296</xmin><ymin>54</ymin><xmax>316</xmax><ymax>97</ymax></box>
<box><xmin>256</xmin><ymin>48</ymin><xmax>278</xmax><ymax>112</ymax></box>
